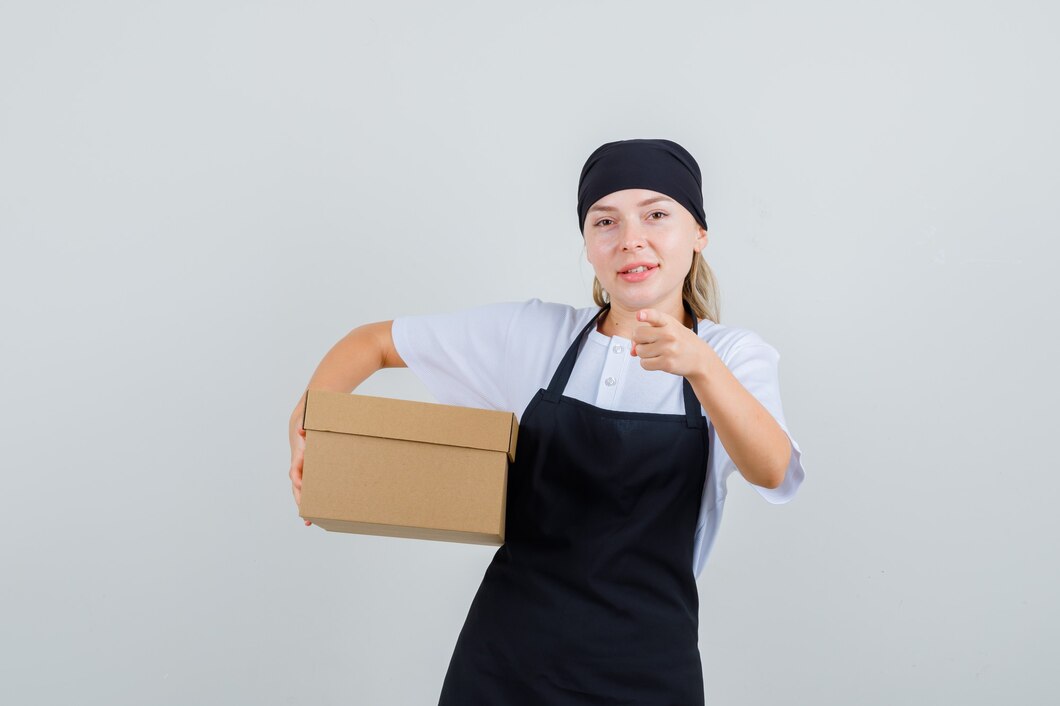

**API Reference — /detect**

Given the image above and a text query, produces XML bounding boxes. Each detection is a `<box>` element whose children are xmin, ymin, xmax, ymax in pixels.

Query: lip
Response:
<box><xmin>617</xmin><ymin>262</ymin><xmax>658</xmax><ymax>283</ymax></box>
<box><xmin>617</xmin><ymin>261</ymin><xmax>658</xmax><ymax>274</ymax></box>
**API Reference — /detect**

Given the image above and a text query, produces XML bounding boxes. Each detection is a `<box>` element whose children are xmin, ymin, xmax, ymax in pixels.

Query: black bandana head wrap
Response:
<box><xmin>577</xmin><ymin>138</ymin><xmax>707</xmax><ymax>235</ymax></box>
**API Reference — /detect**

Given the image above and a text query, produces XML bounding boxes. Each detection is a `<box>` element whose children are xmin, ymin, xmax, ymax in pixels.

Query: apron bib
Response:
<box><xmin>438</xmin><ymin>301</ymin><xmax>710</xmax><ymax>705</ymax></box>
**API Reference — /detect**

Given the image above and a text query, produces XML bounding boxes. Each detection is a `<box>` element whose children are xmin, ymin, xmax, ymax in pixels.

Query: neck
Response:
<box><xmin>596</xmin><ymin>299</ymin><xmax>692</xmax><ymax>339</ymax></box>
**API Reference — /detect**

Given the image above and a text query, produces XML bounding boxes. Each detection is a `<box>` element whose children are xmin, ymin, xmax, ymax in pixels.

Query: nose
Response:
<box><xmin>619</xmin><ymin>221</ymin><xmax>646</xmax><ymax>251</ymax></box>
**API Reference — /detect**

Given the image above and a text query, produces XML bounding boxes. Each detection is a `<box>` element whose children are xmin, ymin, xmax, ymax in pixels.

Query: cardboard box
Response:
<box><xmin>299</xmin><ymin>390</ymin><xmax>518</xmax><ymax>545</ymax></box>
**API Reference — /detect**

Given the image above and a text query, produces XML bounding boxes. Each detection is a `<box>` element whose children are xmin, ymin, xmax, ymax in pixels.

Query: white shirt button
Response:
<box><xmin>604</xmin><ymin>376</ymin><xmax>616</xmax><ymax>386</ymax></box>
<box><xmin>612</xmin><ymin>344</ymin><xmax>623</xmax><ymax>354</ymax></box>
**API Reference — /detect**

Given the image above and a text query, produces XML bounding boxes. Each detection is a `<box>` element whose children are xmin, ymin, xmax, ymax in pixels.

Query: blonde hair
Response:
<box><xmin>591</xmin><ymin>251</ymin><xmax>721</xmax><ymax>324</ymax></box>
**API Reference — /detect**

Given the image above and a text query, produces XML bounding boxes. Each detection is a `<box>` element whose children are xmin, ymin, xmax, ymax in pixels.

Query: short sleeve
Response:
<box><xmin>391</xmin><ymin>301</ymin><xmax>522</xmax><ymax>412</ymax></box>
<box><xmin>720</xmin><ymin>340</ymin><xmax>806</xmax><ymax>504</ymax></box>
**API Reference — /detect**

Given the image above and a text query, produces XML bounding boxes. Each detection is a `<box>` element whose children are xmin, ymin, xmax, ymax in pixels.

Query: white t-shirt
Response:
<box><xmin>391</xmin><ymin>298</ymin><xmax>806</xmax><ymax>579</ymax></box>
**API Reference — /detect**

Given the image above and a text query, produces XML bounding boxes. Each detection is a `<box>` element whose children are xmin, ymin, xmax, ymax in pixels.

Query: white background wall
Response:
<box><xmin>2</xmin><ymin>1</ymin><xmax>1057</xmax><ymax>703</ymax></box>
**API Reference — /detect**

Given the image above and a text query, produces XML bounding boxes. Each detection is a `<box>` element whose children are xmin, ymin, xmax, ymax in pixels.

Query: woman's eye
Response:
<box><xmin>595</xmin><ymin>218</ymin><xmax>613</xmax><ymax>227</ymax></box>
<box><xmin>649</xmin><ymin>211</ymin><xmax>667</xmax><ymax>220</ymax></box>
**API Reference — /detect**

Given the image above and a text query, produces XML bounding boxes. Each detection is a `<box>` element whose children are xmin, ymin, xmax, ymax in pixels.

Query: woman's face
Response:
<box><xmin>583</xmin><ymin>188</ymin><xmax>707</xmax><ymax>312</ymax></box>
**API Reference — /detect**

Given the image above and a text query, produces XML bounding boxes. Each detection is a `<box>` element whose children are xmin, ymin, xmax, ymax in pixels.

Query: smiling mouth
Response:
<box><xmin>620</xmin><ymin>264</ymin><xmax>658</xmax><ymax>274</ymax></box>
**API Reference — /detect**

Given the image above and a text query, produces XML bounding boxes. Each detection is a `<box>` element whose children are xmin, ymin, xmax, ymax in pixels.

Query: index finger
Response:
<box><xmin>636</xmin><ymin>308</ymin><xmax>669</xmax><ymax>327</ymax></box>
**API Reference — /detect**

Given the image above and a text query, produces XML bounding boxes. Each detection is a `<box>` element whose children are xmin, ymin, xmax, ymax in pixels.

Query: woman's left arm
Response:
<box><xmin>632</xmin><ymin>309</ymin><xmax>793</xmax><ymax>489</ymax></box>
<box><xmin>685</xmin><ymin>348</ymin><xmax>792</xmax><ymax>489</ymax></box>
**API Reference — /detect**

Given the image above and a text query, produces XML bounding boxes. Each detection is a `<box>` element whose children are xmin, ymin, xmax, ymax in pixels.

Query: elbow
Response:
<box><xmin>761</xmin><ymin>441</ymin><xmax>794</xmax><ymax>489</ymax></box>
<box><xmin>756</xmin><ymin>471</ymin><xmax>784</xmax><ymax>490</ymax></box>
<box><xmin>761</xmin><ymin>470</ymin><xmax>785</xmax><ymax>490</ymax></box>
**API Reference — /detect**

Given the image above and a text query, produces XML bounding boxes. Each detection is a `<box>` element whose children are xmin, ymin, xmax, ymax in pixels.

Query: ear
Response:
<box><xmin>694</xmin><ymin>226</ymin><xmax>708</xmax><ymax>252</ymax></box>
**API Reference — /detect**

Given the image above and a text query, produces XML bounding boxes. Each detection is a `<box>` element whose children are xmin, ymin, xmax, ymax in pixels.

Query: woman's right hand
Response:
<box><xmin>290</xmin><ymin>411</ymin><xmax>312</xmax><ymax>526</ymax></box>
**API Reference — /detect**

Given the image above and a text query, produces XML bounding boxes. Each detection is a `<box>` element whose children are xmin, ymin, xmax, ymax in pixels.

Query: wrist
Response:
<box><xmin>686</xmin><ymin>341</ymin><xmax>721</xmax><ymax>387</ymax></box>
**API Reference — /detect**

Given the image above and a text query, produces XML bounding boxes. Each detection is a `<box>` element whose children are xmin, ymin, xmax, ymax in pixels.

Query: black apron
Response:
<box><xmin>438</xmin><ymin>301</ymin><xmax>710</xmax><ymax>705</ymax></box>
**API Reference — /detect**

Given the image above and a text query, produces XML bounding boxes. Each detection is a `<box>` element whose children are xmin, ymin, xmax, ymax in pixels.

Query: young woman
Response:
<box><xmin>288</xmin><ymin>138</ymin><xmax>806</xmax><ymax>704</ymax></box>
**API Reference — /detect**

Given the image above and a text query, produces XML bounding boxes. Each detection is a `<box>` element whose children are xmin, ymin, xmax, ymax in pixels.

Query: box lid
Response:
<box><xmin>303</xmin><ymin>390</ymin><xmax>518</xmax><ymax>462</ymax></box>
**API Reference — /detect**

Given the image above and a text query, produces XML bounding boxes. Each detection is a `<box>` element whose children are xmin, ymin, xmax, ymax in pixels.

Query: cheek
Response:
<box><xmin>586</xmin><ymin>243</ymin><xmax>607</xmax><ymax>266</ymax></box>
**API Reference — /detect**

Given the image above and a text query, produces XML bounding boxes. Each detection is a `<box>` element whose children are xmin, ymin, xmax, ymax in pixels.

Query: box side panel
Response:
<box><xmin>507</xmin><ymin>416</ymin><xmax>519</xmax><ymax>463</ymax></box>
<box><xmin>498</xmin><ymin>453</ymin><xmax>507</xmax><ymax>542</ymax></box>
<box><xmin>300</xmin><ymin>430</ymin><xmax>508</xmax><ymax>538</ymax></box>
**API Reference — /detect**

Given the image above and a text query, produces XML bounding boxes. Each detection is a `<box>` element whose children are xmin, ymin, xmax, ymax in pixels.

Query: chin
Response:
<box><xmin>609</xmin><ymin>285</ymin><xmax>679</xmax><ymax>311</ymax></box>
<box><xmin>608</xmin><ymin>292</ymin><xmax>658</xmax><ymax>311</ymax></box>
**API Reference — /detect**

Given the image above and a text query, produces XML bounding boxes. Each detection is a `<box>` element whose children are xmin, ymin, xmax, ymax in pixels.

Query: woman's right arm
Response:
<box><xmin>288</xmin><ymin>321</ymin><xmax>406</xmax><ymax>522</ymax></box>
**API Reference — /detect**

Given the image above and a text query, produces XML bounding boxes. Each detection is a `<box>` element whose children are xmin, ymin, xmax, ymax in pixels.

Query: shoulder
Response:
<box><xmin>696</xmin><ymin>319</ymin><xmax>779</xmax><ymax>364</ymax></box>
<box><xmin>393</xmin><ymin>298</ymin><xmax>598</xmax><ymax>347</ymax></box>
<box><xmin>511</xmin><ymin>298</ymin><xmax>599</xmax><ymax>334</ymax></box>
<box><xmin>390</xmin><ymin>298</ymin><xmax>595</xmax><ymax>411</ymax></box>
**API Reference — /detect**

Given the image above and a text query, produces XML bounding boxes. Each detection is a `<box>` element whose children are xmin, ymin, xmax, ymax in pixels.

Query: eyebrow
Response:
<box><xmin>588</xmin><ymin>196</ymin><xmax>674</xmax><ymax>213</ymax></box>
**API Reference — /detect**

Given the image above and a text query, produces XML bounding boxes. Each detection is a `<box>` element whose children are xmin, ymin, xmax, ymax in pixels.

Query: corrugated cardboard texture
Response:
<box><xmin>299</xmin><ymin>390</ymin><xmax>517</xmax><ymax>545</ymax></box>
<box><xmin>304</xmin><ymin>391</ymin><xmax>517</xmax><ymax>462</ymax></box>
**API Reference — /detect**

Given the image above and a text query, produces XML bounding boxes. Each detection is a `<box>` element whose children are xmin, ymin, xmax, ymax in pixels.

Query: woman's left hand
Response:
<box><xmin>631</xmin><ymin>308</ymin><xmax>714</xmax><ymax>380</ymax></box>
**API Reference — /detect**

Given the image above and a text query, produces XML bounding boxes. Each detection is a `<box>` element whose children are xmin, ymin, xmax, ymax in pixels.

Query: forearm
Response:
<box><xmin>288</xmin><ymin>322</ymin><xmax>393</xmax><ymax>441</ymax></box>
<box><xmin>686</xmin><ymin>346</ymin><xmax>792</xmax><ymax>489</ymax></box>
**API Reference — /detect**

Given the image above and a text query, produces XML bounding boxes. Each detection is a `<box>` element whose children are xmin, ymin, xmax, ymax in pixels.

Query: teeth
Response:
<box><xmin>625</xmin><ymin>266</ymin><xmax>649</xmax><ymax>274</ymax></box>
